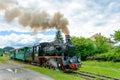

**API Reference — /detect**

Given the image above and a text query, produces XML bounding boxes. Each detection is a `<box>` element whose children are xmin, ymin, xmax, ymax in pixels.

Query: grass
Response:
<box><xmin>79</xmin><ymin>61</ymin><xmax>120</xmax><ymax>78</ymax></box>
<box><xmin>0</xmin><ymin>55</ymin><xmax>25</xmax><ymax>64</ymax></box>
<box><xmin>25</xmin><ymin>65</ymin><xmax>84</xmax><ymax>80</ymax></box>
<box><xmin>0</xmin><ymin>55</ymin><xmax>9</xmax><ymax>63</ymax></box>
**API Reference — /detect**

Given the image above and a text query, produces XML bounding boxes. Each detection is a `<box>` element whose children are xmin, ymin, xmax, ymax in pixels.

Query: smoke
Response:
<box><xmin>5</xmin><ymin>7</ymin><xmax>23</xmax><ymax>22</ymax></box>
<box><xmin>62</xmin><ymin>26</ymin><xmax>69</xmax><ymax>35</ymax></box>
<box><xmin>51</xmin><ymin>12</ymin><xmax>69</xmax><ymax>35</ymax></box>
<box><xmin>19</xmin><ymin>12</ymin><xmax>31</xmax><ymax>26</ymax></box>
<box><xmin>29</xmin><ymin>11</ymin><xmax>50</xmax><ymax>32</ymax></box>
<box><xmin>0</xmin><ymin>2</ymin><xmax>9</xmax><ymax>10</ymax></box>
<box><xmin>28</xmin><ymin>11</ymin><xmax>69</xmax><ymax>35</ymax></box>
<box><xmin>0</xmin><ymin>0</ymin><xmax>69</xmax><ymax>35</ymax></box>
<box><xmin>0</xmin><ymin>0</ymin><xmax>16</xmax><ymax>10</ymax></box>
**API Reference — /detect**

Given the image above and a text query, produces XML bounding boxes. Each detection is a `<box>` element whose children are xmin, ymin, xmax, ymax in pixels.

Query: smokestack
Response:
<box><xmin>65</xmin><ymin>35</ymin><xmax>71</xmax><ymax>43</ymax></box>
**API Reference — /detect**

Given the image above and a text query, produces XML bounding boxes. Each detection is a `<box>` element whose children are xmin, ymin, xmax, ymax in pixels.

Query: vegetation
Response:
<box><xmin>0</xmin><ymin>48</ymin><xmax>4</xmax><ymax>52</ymax></box>
<box><xmin>71</xmin><ymin>35</ymin><xmax>111</xmax><ymax>60</ymax></box>
<box><xmin>94</xmin><ymin>35</ymin><xmax>111</xmax><ymax>54</ymax></box>
<box><xmin>0</xmin><ymin>46</ymin><xmax>14</xmax><ymax>52</ymax></box>
<box><xmin>80</xmin><ymin>61</ymin><xmax>120</xmax><ymax>78</ymax></box>
<box><xmin>111</xmin><ymin>29</ymin><xmax>120</xmax><ymax>41</ymax></box>
<box><xmin>0</xmin><ymin>52</ymin><xmax>3</xmax><ymax>56</ymax></box>
<box><xmin>92</xmin><ymin>30</ymin><xmax>120</xmax><ymax>62</ymax></box>
<box><xmin>71</xmin><ymin>29</ymin><xmax>120</xmax><ymax>61</ymax></box>
<box><xmin>25</xmin><ymin>66</ymin><xmax>83</xmax><ymax>80</ymax></box>
<box><xmin>94</xmin><ymin>48</ymin><xmax>120</xmax><ymax>62</ymax></box>
<box><xmin>0</xmin><ymin>46</ymin><xmax>14</xmax><ymax>57</ymax></box>
<box><xmin>72</xmin><ymin>37</ymin><xmax>95</xmax><ymax>60</ymax></box>
<box><xmin>54</xmin><ymin>30</ymin><xmax>64</xmax><ymax>44</ymax></box>
<box><xmin>0</xmin><ymin>55</ymin><xmax>9</xmax><ymax>63</ymax></box>
<box><xmin>3</xmin><ymin>46</ymin><xmax>14</xmax><ymax>52</ymax></box>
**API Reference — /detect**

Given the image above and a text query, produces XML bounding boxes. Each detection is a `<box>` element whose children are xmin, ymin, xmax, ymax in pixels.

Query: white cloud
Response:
<box><xmin>0</xmin><ymin>33</ymin><xmax>33</xmax><ymax>48</ymax></box>
<box><xmin>0</xmin><ymin>33</ymin><xmax>56</xmax><ymax>48</ymax></box>
<box><xmin>0</xmin><ymin>0</ymin><xmax>120</xmax><ymax>48</ymax></box>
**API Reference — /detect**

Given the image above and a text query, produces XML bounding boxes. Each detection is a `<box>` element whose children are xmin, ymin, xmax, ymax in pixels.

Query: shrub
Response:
<box><xmin>94</xmin><ymin>51</ymin><xmax>120</xmax><ymax>62</ymax></box>
<box><xmin>72</xmin><ymin>37</ymin><xmax>95</xmax><ymax>60</ymax></box>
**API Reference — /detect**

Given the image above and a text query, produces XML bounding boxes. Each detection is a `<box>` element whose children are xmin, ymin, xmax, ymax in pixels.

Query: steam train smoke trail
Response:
<box><xmin>0</xmin><ymin>0</ymin><xmax>69</xmax><ymax>35</ymax></box>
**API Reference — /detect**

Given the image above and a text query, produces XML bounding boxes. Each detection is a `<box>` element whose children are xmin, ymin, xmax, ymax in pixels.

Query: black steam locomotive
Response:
<box><xmin>10</xmin><ymin>35</ymin><xmax>82</xmax><ymax>72</ymax></box>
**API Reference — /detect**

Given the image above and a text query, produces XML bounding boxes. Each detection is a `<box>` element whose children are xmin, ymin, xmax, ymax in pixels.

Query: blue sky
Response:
<box><xmin>0</xmin><ymin>0</ymin><xmax>120</xmax><ymax>48</ymax></box>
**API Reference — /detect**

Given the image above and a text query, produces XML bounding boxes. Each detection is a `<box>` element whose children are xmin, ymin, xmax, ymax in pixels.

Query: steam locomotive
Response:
<box><xmin>10</xmin><ymin>35</ymin><xmax>82</xmax><ymax>72</ymax></box>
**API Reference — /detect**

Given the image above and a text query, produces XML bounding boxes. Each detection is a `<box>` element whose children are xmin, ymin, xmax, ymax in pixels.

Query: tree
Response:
<box><xmin>111</xmin><ymin>29</ymin><xmax>120</xmax><ymax>53</ymax></box>
<box><xmin>72</xmin><ymin>36</ymin><xmax>95</xmax><ymax>60</ymax></box>
<box><xmin>112</xmin><ymin>29</ymin><xmax>120</xmax><ymax>42</ymax></box>
<box><xmin>54</xmin><ymin>30</ymin><xmax>64</xmax><ymax>44</ymax></box>
<box><xmin>94</xmin><ymin>35</ymin><xmax>111</xmax><ymax>54</ymax></box>
<box><xmin>3</xmin><ymin>46</ymin><xmax>14</xmax><ymax>52</ymax></box>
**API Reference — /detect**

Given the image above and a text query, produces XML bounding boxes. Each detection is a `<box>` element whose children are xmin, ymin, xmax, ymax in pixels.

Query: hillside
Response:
<box><xmin>0</xmin><ymin>46</ymin><xmax>14</xmax><ymax>52</ymax></box>
<box><xmin>0</xmin><ymin>48</ymin><xmax>4</xmax><ymax>52</ymax></box>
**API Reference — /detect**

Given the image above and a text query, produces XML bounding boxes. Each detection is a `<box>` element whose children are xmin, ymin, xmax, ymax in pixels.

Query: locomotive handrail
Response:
<box><xmin>38</xmin><ymin>56</ymin><xmax>62</xmax><ymax>58</ymax></box>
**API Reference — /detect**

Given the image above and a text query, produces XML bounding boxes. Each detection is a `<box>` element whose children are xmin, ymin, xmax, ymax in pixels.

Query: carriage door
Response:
<box><xmin>33</xmin><ymin>46</ymin><xmax>39</xmax><ymax>62</ymax></box>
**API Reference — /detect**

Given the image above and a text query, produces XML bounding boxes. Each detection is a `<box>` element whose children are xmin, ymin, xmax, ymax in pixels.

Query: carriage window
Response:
<box><xmin>30</xmin><ymin>47</ymin><xmax>33</xmax><ymax>52</ymax></box>
<box><xmin>34</xmin><ymin>46</ymin><xmax>39</xmax><ymax>53</ymax></box>
<box><xmin>16</xmin><ymin>49</ymin><xmax>18</xmax><ymax>53</ymax></box>
<box><xmin>37</xmin><ymin>46</ymin><xmax>39</xmax><ymax>52</ymax></box>
<box><xmin>26</xmin><ymin>47</ymin><xmax>32</xmax><ymax>53</ymax></box>
<box><xmin>34</xmin><ymin>47</ymin><xmax>37</xmax><ymax>52</ymax></box>
<box><xmin>18</xmin><ymin>49</ymin><xmax>24</xmax><ymax>54</ymax></box>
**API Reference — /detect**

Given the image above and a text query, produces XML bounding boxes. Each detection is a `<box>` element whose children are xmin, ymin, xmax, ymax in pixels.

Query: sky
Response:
<box><xmin>0</xmin><ymin>0</ymin><xmax>120</xmax><ymax>48</ymax></box>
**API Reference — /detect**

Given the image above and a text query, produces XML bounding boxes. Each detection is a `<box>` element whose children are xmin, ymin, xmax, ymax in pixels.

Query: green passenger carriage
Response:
<box><xmin>10</xmin><ymin>46</ymin><xmax>32</xmax><ymax>61</ymax></box>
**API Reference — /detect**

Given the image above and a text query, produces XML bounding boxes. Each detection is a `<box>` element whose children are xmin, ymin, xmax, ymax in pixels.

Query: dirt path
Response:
<box><xmin>0</xmin><ymin>62</ymin><xmax>54</xmax><ymax>80</ymax></box>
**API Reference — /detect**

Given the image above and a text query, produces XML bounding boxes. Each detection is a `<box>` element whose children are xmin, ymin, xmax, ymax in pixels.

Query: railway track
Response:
<box><xmin>72</xmin><ymin>71</ymin><xmax>120</xmax><ymax>80</ymax></box>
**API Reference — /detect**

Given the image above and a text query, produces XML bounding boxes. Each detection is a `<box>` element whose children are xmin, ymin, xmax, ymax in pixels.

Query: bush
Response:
<box><xmin>114</xmin><ymin>46</ymin><xmax>120</xmax><ymax>53</ymax></box>
<box><xmin>94</xmin><ymin>35</ymin><xmax>111</xmax><ymax>54</ymax></box>
<box><xmin>94</xmin><ymin>51</ymin><xmax>120</xmax><ymax>62</ymax></box>
<box><xmin>72</xmin><ymin>37</ymin><xmax>95</xmax><ymax>60</ymax></box>
<box><xmin>0</xmin><ymin>52</ymin><xmax>3</xmax><ymax>56</ymax></box>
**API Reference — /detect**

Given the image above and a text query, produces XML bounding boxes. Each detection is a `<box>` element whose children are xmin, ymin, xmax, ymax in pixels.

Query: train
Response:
<box><xmin>10</xmin><ymin>35</ymin><xmax>82</xmax><ymax>72</ymax></box>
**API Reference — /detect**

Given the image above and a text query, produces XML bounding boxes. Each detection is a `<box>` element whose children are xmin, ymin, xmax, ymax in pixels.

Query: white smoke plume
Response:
<box><xmin>0</xmin><ymin>0</ymin><xmax>69</xmax><ymax>35</ymax></box>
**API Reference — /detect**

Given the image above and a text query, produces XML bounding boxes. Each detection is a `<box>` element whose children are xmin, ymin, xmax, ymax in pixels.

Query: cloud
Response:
<box><xmin>0</xmin><ymin>0</ymin><xmax>120</xmax><ymax>48</ymax></box>
<box><xmin>67</xmin><ymin>0</ymin><xmax>120</xmax><ymax>37</ymax></box>
<box><xmin>0</xmin><ymin>33</ymin><xmax>34</xmax><ymax>48</ymax></box>
<box><xmin>0</xmin><ymin>32</ymin><xmax>56</xmax><ymax>48</ymax></box>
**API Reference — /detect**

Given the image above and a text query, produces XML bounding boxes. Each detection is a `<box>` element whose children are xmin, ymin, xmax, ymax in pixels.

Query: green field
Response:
<box><xmin>79</xmin><ymin>61</ymin><xmax>120</xmax><ymax>78</ymax></box>
<box><xmin>0</xmin><ymin>55</ymin><xmax>9</xmax><ymax>63</ymax></box>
